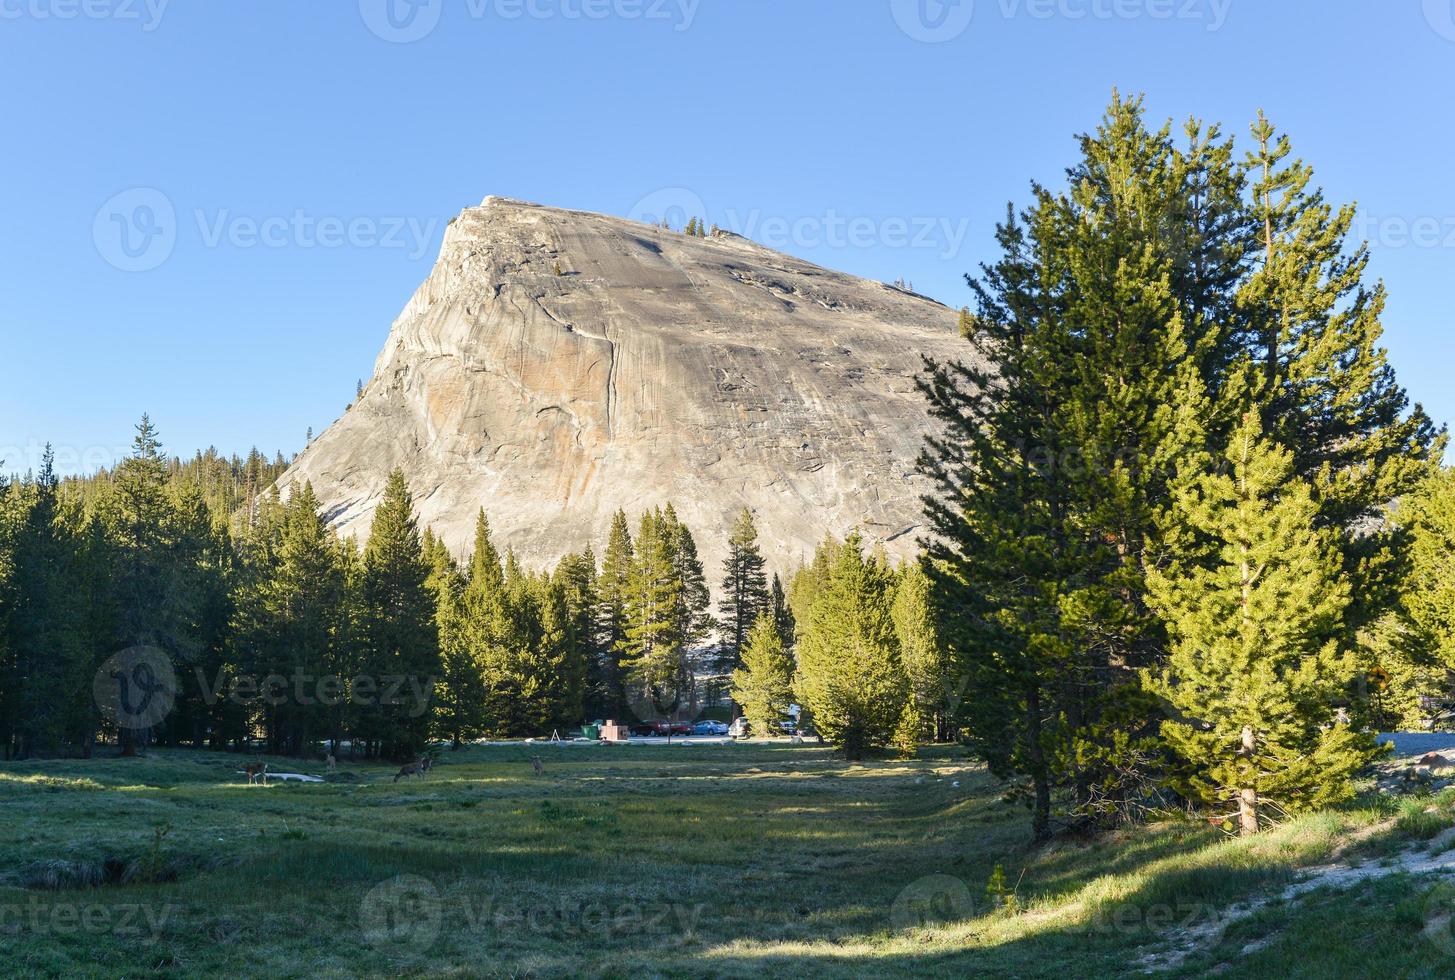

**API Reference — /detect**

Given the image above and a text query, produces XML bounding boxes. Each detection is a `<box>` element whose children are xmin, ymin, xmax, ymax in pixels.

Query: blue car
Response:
<box><xmin>692</xmin><ymin>720</ymin><xmax>729</xmax><ymax>736</ymax></box>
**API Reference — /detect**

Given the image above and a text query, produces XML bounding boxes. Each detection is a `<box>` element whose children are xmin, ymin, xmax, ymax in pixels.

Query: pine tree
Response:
<box><xmin>918</xmin><ymin>95</ymin><xmax>1260</xmax><ymax>834</ymax></box>
<box><xmin>5</xmin><ymin>448</ymin><xmax>89</xmax><ymax>757</ymax></box>
<box><xmin>361</xmin><ymin>469</ymin><xmax>439</xmax><ymax>758</ymax></box>
<box><xmin>460</xmin><ymin>510</ymin><xmax>515</xmax><ymax>736</ymax></box>
<box><xmin>731</xmin><ymin>613</ymin><xmax>794</xmax><ymax>738</ymax></box>
<box><xmin>892</xmin><ymin>562</ymin><xmax>951</xmax><ymax>743</ymax></box>
<box><xmin>1242</xmin><ymin>112</ymin><xmax>1442</xmax><ymax>631</ymax></box>
<box><xmin>423</xmin><ymin>527</ymin><xmax>479</xmax><ymax>748</ymax></box>
<box><xmin>769</xmin><ymin>573</ymin><xmax>794</xmax><ymax>648</ymax></box>
<box><xmin>794</xmin><ymin>533</ymin><xmax>906</xmax><ymax>759</ymax></box>
<box><xmin>619</xmin><ymin>508</ymin><xmax>688</xmax><ymax>722</ymax></box>
<box><xmin>1146</xmin><ymin>413</ymin><xmax>1376</xmax><ymax>834</ymax></box>
<box><xmin>718</xmin><ymin>508</ymin><xmax>769</xmax><ymax>671</ymax></box>
<box><xmin>554</xmin><ymin>549</ymin><xmax>602</xmax><ymax>717</ymax></box>
<box><xmin>596</xmin><ymin>509</ymin><xmax>633</xmax><ymax>717</ymax></box>
<box><xmin>250</xmin><ymin>483</ymin><xmax>341</xmax><ymax>754</ymax></box>
<box><xmin>663</xmin><ymin>504</ymin><xmax>712</xmax><ymax>653</ymax></box>
<box><xmin>102</xmin><ymin>415</ymin><xmax>197</xmax><ymax>756</ymax></box>
<box><xmin>1401</xmin><ymin>468</ymin><xmax>1455</xmax><ymax>670</ymax></box>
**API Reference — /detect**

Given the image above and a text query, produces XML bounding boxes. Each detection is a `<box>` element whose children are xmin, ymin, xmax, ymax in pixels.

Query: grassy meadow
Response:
<box><xmin>1</xmin><ymin>742</ymin><xmax>1453</xmax><ymax>978</ymax></box>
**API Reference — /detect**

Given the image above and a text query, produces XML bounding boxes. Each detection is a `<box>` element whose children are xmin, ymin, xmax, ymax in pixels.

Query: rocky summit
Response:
<box><xmin>280</xmin><ymin>196</ymin><xmax>973</xmax><ymax>574</ymax></box>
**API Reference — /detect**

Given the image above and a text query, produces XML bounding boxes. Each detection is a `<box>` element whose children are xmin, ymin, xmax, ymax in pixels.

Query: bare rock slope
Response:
<box><xmin>282</xmin><ymin>197</ymin><xmax>972</xmax><ymax>575</ymax></box>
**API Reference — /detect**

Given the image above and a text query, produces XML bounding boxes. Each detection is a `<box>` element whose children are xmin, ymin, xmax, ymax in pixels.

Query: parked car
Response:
<box><xmin>693</xmin><ymin>720</ymin><xmax>729</xmax><ymax>736</ymax></box>
<box><xmin>634</xmin><ymin>720</ymin><xmax>692</xmax><ymax>737</ymax></box>
<box><xmin>729</xmin><ymin>717</ymin><xmax>751</xmax><ymax>739</ymax></box>
<box><xmin>776</xmin><ymin>720</ymin><xmax>798</xmax><ymax>736</ymax></box>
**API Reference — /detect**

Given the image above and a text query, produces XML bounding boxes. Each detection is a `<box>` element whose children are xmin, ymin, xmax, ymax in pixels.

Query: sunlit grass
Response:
<box><xmin>0</xmin><ymin>744</ymin><xmax>1449</xmax><ymax>977</ymax></box>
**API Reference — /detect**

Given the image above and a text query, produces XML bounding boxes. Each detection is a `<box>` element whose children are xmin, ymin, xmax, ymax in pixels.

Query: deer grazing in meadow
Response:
<box><xmin>243</xmin><ymin>762</ymin><xmax>268</xmax><ymax>785</ymax></box>
<box><xmin>394</xmin><ymin>757</ymin><xmax>432</xmax><ymax>783</ymax></box>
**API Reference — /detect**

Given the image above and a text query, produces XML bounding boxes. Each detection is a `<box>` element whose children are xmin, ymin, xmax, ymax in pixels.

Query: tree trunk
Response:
<box><xmin>1027</xmin><ymin>686</ymin><xmax>1052</xmax><ymax>842</ymax></box>
<box><xmin>1238</xmin><ymin>724</ymin><xmax>1259</xmax><ymax>836</ymax></box>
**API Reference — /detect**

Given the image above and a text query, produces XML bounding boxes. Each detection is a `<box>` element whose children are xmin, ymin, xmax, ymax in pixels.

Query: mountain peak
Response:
<box><xmin>282</xmin><ymin>197</ymin><xmax>970</xmax><ymax>573</ymax></box>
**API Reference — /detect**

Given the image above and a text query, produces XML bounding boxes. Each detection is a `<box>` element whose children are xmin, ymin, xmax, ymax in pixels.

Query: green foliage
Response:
<box><xmin>1146</xmin><ymin>414</ymin><xmax>1378</xmax><ymax>833</ymax></box>
<box><xmin>730</xmin><ymin>613</ymin><xmax>794</xmax><ymax>738</ymax></box>
<box><xmin>892</xmin><ymin>562</ymin><xmax>950</xmax><ymax>744</ymax></box>
<box><xmin>1400</xmin><ymin>468</ymin><xmax>1455</xmax><ymax>675</ymax></box>
<box><xmin>793</xmin><ymin>533</ymin><xmax>907</xmax><ymax>759</ymax></box>
<box><xmin>596</xmin><ymin>509</ymin><xmax>633</xmax><ymax>717</ymax></box>
<box><xmin>617</xmin><ymin>507</ymin><xmax>695</xmax><ymax>720</ymax></box>
<box><xmin>718</xmin><ymin>507</ymin><xmax>769</xmax><ymax>671</ymax></box>
<box><xmin>360</xmin><ymin>469</ymin><xmax>440</xmax><ymax>758</ymax></box>
<box><xmin>920</xmin><ymin>93</ymin><xmax>1436</xmax><ymax>837</ymax></box>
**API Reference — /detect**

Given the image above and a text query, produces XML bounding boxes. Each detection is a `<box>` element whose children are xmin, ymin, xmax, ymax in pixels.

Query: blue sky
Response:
<box><xmin>2</xmin><ymin>0</ymin><xmax>1452</xmax><ymax>474</ymax></box>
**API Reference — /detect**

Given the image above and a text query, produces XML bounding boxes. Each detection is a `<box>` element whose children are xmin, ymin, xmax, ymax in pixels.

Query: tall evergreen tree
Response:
<box><xmin>1146</xmin><ymin>413</ymin><xmax>1376</xmax><ymax>834</ymax></box>
<box><xmin>793</xmin><ymin>533</ymin><xmax>906</xmax><ymax>759</ymax></box>
<box><xmin>102</xmin><ymin>416</ymin><xmax>198</xmax><ymax>755</ymax></box>
<box><xmin>460</xmin><ymin>509</ymin><xmax>516</xmax><ymax>736</ymax></box>
<box><xmin>423</xmin><ymin>527</ymin><xmax>480</xmax><ymax>748</ymax></box>
<box><xmin>663</xmin><ymin>504</ymin><xmax>713</xmax><ymax>653</ymax></box>
<box><xmin>731</xmin><ymin>613</ymin><xmax>795</xmax><ymax>738</ymax></box>
<box><xmin>892</xmin><ymin>562</ymin><xmax>951</xmax><ymax>743</ymax></box>
<box><xmin>769</xmin><ymin>573</ymin><xmax>794</xmax><ymax>649</ymax></box>
<box><xmin>718</xmin><ymin>508</ymin><xmax>769</xmax><ymax>671</ymax></box>
<box><xmin>619</xmin><ymin>508</ymin><xmax>689</xmax><ymax>722</ymax></box>
<box><xmin>596</xmin><ymin>509</ymin><xmax>634</xmax><ymax>717</ymax></box>
<box><xmin>4</xmin><ymin>449</ymin><xmax>89</xmax><ymax>757</ymax></box>
<box><xmin>361</xmin><ymin>469</ymin><xmax>439</xmax><ymax>758</ymax></box>
<box><xmin>554</xmin><ymin>549</ymin><xmax>602</xmax><ymax>718</ymax></box>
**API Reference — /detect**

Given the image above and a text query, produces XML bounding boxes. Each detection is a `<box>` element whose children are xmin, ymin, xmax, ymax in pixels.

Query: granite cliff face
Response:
<box><xmin>281</xmin><ymin>197</ymin><xmax>972</xmax><ymax>575</ymax></box>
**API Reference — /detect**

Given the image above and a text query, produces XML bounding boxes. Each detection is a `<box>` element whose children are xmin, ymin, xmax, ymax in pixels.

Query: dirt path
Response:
<box><xmin>1137</xmin><ymin>825</ymin><xmax>1455</xmax><ymax>973</ymax></box>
